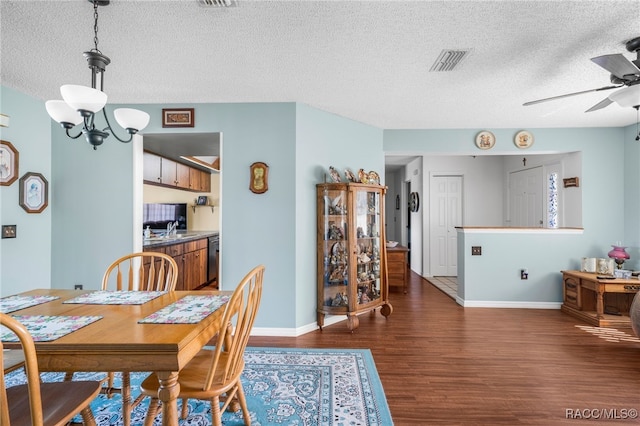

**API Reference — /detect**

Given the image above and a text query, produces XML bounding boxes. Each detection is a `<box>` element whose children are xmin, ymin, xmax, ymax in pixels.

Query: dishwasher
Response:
<box><xmin>208</xmin><ymin>234</ymin><xmax>219</xmax><ymax>286</ymax></box>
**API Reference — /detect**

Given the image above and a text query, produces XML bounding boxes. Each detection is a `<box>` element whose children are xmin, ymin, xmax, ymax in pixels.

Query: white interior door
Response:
<box><xmin>430</xmin><ymin>175</ymin><xmax>462</xmax><ymax>276</ymax></box>
<box><xmin>509</xmin><ymin>167</ymin><xmax>543</xmax><ymax>227</ymax></box>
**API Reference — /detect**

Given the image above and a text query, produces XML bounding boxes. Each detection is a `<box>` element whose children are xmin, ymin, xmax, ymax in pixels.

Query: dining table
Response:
<box><xmin>0</xmin><ymin>288</ymin><xmax>232</xmax><ymax>426</ymax></box>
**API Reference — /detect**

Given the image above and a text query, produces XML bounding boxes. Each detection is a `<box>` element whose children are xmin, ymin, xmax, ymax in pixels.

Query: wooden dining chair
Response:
<box><xmin>3</xmin><ymin>349</ymin><xmax>25</xmax><ymax>375</ymax></box>
<box><xmin>66</xmin><ymin>251</ymin><xmax>178</xmax><ymax>426</ymax></box>
<box><xmin>1</xmin><ymin>313</ymin><xmax>103</xmax><ymax>426</ymax></box>
<box><xmin>140</xmin><ymin>264</ymin><xmax>265</xmax><ymax>426</ymax></box>
<box><xmin>101</xmin><ymin>251</ymin><xmax>178</xmax><ymax>292</ymax></box>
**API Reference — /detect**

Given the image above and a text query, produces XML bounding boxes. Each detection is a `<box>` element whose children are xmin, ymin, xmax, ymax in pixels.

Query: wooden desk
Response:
<box><xmin>387</xmin><ymin>245</ymin><xmax>409</xmax><ymax>294</ymax></box>
<box><xmin>2</xmin><ymin>288</ymin><xmax>231</xmax><ymax>426</ymax></box>
<box><xmin>561</xmin><ymin>270</ymin><xmax>640</xmax><ymax>328</ymax></box>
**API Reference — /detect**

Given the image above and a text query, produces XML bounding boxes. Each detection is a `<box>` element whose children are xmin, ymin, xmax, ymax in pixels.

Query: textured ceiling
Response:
<box><xmin>2</xmin><ymin>0</ymin><xmax>640</xmax><ymax>132</ymax></box>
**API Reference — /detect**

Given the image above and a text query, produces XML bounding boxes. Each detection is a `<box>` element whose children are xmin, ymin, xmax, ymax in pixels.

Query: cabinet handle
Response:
<box><xmin>157</xmin><ymin>177</ymin><xmax>161</xmax><ymax>182</ymax></box>
<box><xmin>566</xmin><ymin>282</ymin><xmax>577</xmax><ymax>290</ymax></box>
<box><xmin>566</xmin><ymin>295</ymin><xmax>577</xmax><ymax>302</ymax></box>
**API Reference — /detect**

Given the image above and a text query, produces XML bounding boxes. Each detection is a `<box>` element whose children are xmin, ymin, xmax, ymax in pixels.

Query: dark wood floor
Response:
<box><xmin>248</xmin><ymin>271</ymin><xmax>640</xmax><ymax>425</ymax></box>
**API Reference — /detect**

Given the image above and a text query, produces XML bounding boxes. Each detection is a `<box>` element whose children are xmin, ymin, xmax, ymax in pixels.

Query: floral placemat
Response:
<box><xmin>0</xmin><ymin>315</ymin><xmax>103</xmax><ymax>342</ymax></box>
<box><xmin>63</xmin><ymin>291</ymin><xmax>166</xmax><ymax>305</ymax></box>
<box><xmin>0</xmin><ymin>295</ymin><xmax>59</xmax><ymax>314</ymax></box>
<box><xmin>138</xmin><ymin>295</ymin><xmax>230</xmax><ymax>324</ymax></box>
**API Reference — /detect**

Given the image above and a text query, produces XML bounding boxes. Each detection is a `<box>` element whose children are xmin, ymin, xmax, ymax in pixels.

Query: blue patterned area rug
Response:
<box><xmin>5</xmin><ymin>347</ymin><xmax>393</xmax><ymax>426</ymax></box>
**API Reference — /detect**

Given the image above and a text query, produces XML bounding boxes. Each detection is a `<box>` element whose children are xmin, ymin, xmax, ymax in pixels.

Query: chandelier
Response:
<box><xmin>45</xmin><ymin>0</ymin><xmax>149</xmax><ymax>150</ymax></box>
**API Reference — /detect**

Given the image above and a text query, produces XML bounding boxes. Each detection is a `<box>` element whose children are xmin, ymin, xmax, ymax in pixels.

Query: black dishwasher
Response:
<box><xmin>208</xmin><ymin>234</ymin><xmax>219</xmax><ymax>285</ymax></box>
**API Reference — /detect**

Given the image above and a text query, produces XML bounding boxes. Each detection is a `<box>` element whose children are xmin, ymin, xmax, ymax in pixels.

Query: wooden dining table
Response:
<box><xmin>1</xmin><ymin>288</ymin><xmax>232</xmax><ymax>426</ymax></box>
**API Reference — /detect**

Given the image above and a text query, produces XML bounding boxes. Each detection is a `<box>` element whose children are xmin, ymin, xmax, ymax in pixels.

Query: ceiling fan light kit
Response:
<box><xmin>523</xmin><ymin>36</ymin><xmax>640</xmax><ymax>113</ymax></box>
<box><xmin>45</xmin><ymin>0</ymin><xmax>150</xmax><ymax>150</ymax></box>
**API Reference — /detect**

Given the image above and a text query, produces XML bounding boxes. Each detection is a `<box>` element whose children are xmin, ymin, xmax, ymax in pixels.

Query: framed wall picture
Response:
<box><xmin>475</xmin><ymin>131</ymin><xmax>495</xmax><ymax>150</ymax></box>
<box><xmin>19</xmin><ymin>172</ymin><xmax>48</xmax><ymax>213</ymax></box>
<box><xmin>162</xmin><ymin>108</ymin><xmax>195</xmax><ymax>128</ymax></box>
<box><xmin>0</xmin><ymin>140</ymin><xmax>19</xmax><ymax>186</ymax></box>
<box><xmin>197</xmin><ymin>195</ymin><xmax>208</xmax><ymax>205</ymax></box>
<box><xmin>249</xmin><ymin>162</ymin><xmax>269</xmax><ymax>194</ymax></box>
<box><xmin>514</xmin><ymin>130</ymin><xmax>534</xmax><ymax>149</ymax></box>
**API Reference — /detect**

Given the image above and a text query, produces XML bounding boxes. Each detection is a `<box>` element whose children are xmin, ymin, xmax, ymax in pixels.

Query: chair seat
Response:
<box><xmin>140</xmin><ymin>351</ymin><xmax>243</xmax><ymax>398</ymax></box>
<box><xmin>6</xmin><ymin>380</ymin><xmax>102</xmax><ymax>426</ymax></box>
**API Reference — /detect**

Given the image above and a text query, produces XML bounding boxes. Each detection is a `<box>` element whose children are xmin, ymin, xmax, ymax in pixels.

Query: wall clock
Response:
<box><xmin>409</xmin><ymin>191</ymin><xmax>420</xmax><ymax>212</ymax></box>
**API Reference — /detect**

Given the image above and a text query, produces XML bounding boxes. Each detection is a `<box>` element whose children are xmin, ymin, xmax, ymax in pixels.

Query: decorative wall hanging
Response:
<box><xmin>250</xmin><ymin>162</ymin><xmax>269</xmax><ymax>194</ymax></box>
<box><xmin>0</xmin><ymin>140</ymin><xmax>19</xmax><ymax>186</ymax></box>
<box><xmin>409</xmin><ymin>192</ymin><xmax>420</xmax><ymax>212</ymax></box>
<box><xmin>395</xmin><ymin>194</ymin><xmax>400</xmax><ymax>210</ymax></box>
<box><xmin>19</xmin><ymin>172</ymin><xmax>48</xmax><ymax>213</ymax></box>
<box><xmin>162</xmin><ymin>108</ymin><xmax>195</xmax><ymax>128</ymax></box>
<box><xmin>563</xmin><ymin>177</ymin><xmax>579</xmax><ymax>188</ymax></box>
<box><xmin>475</xmin><ymin>131</ymin><xmax>495</xmax><ymax>150</ymax></box>
<box><xmin>514</xmin><ymin>130</ymin><xmax>534</xmax><ymax>149</ymax></box>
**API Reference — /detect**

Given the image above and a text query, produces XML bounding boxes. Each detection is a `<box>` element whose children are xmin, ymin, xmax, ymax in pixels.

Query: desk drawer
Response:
<box><xmin>563</xmin><ymin>276</ymin><xmax>581</xmax><ymax>309</ymax></box>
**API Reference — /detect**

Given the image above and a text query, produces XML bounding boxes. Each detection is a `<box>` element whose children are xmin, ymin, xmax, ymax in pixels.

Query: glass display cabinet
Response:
<box><xmin>316</xmin><ymin>182</ymin><xmax>392</xmax><ymax>331</ymax></box>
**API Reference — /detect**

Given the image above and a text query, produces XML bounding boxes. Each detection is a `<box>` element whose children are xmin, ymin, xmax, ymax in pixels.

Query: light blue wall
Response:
<box><xmin>385</xmin><ymin>127</ymin><xmax>629</xmax><ymax>304</ymax></box>
<box><xmin>0</xmin><ymin>86</ymin><xmax>52</xmax><ymax>296</ymax></box>
<box><xmin>295</xmin><ymin>103</ymin><xmax>384</xmax><ymax>328</ymax></box>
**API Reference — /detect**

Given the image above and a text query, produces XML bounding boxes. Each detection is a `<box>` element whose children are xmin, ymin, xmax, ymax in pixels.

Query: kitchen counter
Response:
<box><xmin>143</xmin><ymin>230</ymin><xmax>218</xmax><ymax>249</ymax></box>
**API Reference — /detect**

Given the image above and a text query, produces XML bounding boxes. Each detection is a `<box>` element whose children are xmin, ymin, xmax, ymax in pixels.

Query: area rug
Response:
<box><xmin>4</xmin><ymin>347</ymin><xmax>393</xmax><ymax>426</ymax></box>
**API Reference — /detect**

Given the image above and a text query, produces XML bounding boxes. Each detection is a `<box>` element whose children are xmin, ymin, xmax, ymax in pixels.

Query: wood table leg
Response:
<box><xmin>156</xmin><ymin>371</ymin><xmax>180</xmax><ymax>426</ymax></box>
<box><xmin>596</xmin><ymin>287</ymin><xmax>605</xmax><ymax>320</ymax></box>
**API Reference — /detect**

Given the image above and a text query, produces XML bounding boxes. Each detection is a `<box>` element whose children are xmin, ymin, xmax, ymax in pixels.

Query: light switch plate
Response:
<box><xmin>2</xmin><ymin>225</ymin><xmax>16</xmax><ymax>239</ymax></box>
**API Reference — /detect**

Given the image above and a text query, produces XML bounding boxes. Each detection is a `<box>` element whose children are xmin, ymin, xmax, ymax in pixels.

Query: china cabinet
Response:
<box><xmin>316</xmin><ymin>182</ymin><xmax>392</xmax><ymax>331</ymax></box>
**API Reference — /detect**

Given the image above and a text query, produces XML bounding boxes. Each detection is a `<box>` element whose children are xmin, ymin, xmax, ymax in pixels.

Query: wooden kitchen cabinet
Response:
<box><xmin>144</xmin><ymin>238</ymin><xmax>209</xmax><ymax>291</ymax></box>
<box><xmin>189</xmin><ymin>168</ymin><xmax>212</xmax><ymax>192</ymax></box>
<box><xmin>143</xmin><ymin>151</ymin><xmax>162</xmax><ymax>183</ymax></box>
<box><xmin>143</xmin><ymin>151</ymin><xmax>211</xmax><ymax>193</ymax></box>
<box><xmin>316</xmin><ymin>182</ymin><xmax>392</xmax><ymax>331</ymax></box>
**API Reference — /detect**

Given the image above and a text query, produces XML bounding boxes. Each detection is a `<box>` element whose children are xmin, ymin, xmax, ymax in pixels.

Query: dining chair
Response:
<box><xmin>66</xmin><ymin>251</ymin><xmax>178</xmax><ymax>426</ymax></box>
<box><xmin>1</xmin><ymin>313</ymin><xmax>103</xmax><ymax>426</ymax></box>
<box><xmin>139</xmin><ymin>264</ymin><xmax>265</xmax><ymax>426</ymax></box>
<box><xmin>3</xmin><ymin>349</ymin><xmax>25</xmax><ymax>375</ymax></box>
<box><xmin>101</xmin><ymin>251</ymin><xmax>178</xmax><ymax>292</ymax></box>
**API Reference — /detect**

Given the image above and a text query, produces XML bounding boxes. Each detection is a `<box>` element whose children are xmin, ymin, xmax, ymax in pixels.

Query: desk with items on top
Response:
<box><xmin>561</xmin><ymin>270</ymin><xmax>640</xmax><ymax>328</ymax></box>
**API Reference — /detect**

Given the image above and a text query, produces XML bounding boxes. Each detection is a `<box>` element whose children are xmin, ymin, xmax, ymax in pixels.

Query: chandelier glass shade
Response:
<box><xmin>45</xmin><ymin>0</ymin><xmax>149</xmax><ymax>150</ymax></box>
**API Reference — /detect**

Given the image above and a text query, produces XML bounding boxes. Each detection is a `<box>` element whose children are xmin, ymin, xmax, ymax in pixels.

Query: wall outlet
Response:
<box><xmin>520</xmin><ymin>269</ymin><xmax>528</xmax><ymax>280</ymax></box>
<box><xmin>471</xmin><ymin>246</ymin><xmax>482</xmax><ymax>255</ymax></box>
<box><xmin>74</xmin><ymin>284</ymin><xmax>83</xmax><ymax>290</ymax></box>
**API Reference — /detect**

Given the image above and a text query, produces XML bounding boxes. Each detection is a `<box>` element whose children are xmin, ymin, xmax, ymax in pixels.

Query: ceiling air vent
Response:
<box><xmin>429</xmin><ymin>49</ymin><xmax>471</xmax><ymax>72</ymax></box>
<box><xmin>198</xmin><ymin>0</ymin><xmax>237</xmax><ymax>7</ymax></box>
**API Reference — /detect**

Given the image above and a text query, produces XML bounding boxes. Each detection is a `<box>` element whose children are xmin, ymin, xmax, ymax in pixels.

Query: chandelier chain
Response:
<box><xmin>92</xmin><ymin>0</ymin><xmax>100</xmax><ymax>53</ymax></box>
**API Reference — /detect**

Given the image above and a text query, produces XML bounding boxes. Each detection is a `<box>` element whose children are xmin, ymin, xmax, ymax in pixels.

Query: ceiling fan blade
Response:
<box><xmin>591</xmin><ymin>54</ymin><xmax>640</xmax><ymax>79</ymax></box>
<box><xmin>585</xmin><ymin>97</ymin><xmax>613</xmax><ymax>112</ymax></box>
<box><xmin>523</xmin><ymin>85</ymin><xmax>621</xmax><ymax>106</ymax></box>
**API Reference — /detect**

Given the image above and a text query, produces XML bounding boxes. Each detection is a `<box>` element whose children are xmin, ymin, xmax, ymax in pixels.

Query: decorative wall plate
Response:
<box><xmin>514</xmin><ymin>130</ymin><xmax>534</xmax><ymax>149</ymax></box>
<box><xmin>475</xmin><ymin>131</ymin><xmax>495</xmax><ymax>150</ymax></box>
<box><xmin>368</xmin><ymin>171</ymin><xmax>380</xmax><ymax>185</ymax></box>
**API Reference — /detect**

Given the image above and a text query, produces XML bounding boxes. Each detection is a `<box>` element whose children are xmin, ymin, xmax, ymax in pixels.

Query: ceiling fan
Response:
<box><xmin>523</xmin><ymin>36</ymin><xmax>640</xmax><ymax>112</ymax></box>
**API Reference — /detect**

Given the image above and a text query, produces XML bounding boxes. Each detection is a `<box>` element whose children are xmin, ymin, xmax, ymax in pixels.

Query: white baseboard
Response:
<box><xmin>459</xmin><ymin>300</ymin><xmax>562</xmax><ymax>309</ymax></box>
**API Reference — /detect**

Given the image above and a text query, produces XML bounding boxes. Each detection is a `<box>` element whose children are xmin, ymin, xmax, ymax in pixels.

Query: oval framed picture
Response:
<box><xmin>514</xmin><ymin>130</ymin><xmax>534</xmax><ymax>149</ymax></box>
<box><xmin>475</xmin><ymin>131</ymin><xmax>495</xmax><ymax>150</ymax></box>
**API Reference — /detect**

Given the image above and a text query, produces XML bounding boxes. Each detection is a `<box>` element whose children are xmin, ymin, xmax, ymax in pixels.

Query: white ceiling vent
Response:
<box><xmin>429</xmin><ymin>49</ymin><xmax>471</xmax><ymax>72</ymax></box>
<box><xmin>198</xmin><ymin>0</ymin><xmax>237</xmax><ymax>7</ymax></box>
